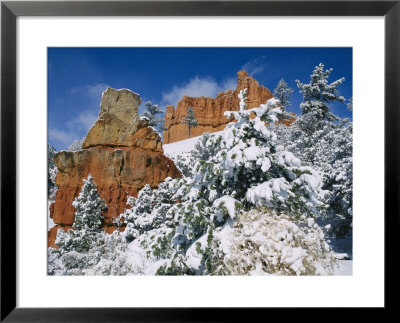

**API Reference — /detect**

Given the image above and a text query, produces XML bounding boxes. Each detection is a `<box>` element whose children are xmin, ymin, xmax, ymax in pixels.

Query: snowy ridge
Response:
<box><xmin>163</xmin><ymin>131</ymin><xmax>223</xmax><ymax>157</ymax></box>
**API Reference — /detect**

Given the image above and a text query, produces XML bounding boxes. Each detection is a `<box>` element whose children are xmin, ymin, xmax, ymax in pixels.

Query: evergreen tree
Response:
<box><xmin>147</xmin><ymin>89</ymin><xmax>330</xmax><ymax>275</ymax></box>
<box><xmin>72</xmin><ymin>175</ymin><xmax>106</xmax><ymax>231</ymax></box>
<box><xmin>347</xmin><ymin>97</ymin><xmax>353</xmax><ymax>111</ymax></box>
<box><xmin>296</xmin><ymin>62</ymin><xmax>345</xmax><ymax>122</ymax></box>
<box><xmin>183</xmin><ymin>106</ymin><xmax>199</xmax><ymax>138</ymax></box>
<box><xmin>88</xmin><ymin>230</ymin><xmax>131</xmax><ymax>275</ymax></box>
<box><xmin>48</xmin><ymin>175</ymin><xmax>132</xmax><ymax>275</ymax></box>
<box><xmin>124</xmin><ymin>184</ymin><xmax>154</xmax><ymax>242</ymax></box>
<box><xmin>123</xmin><ymin>180</ymin><xmax>177</xmax><ymax>243</ymax></box>
<box><xmin>64</xmin><ymin>174</ymin><xmax>106</xmax><ymax>253</ymax></box>
<box><xmin>238</xmin><ymin>88</ymin><xmax>248</xmax><ymax>111</ymax></box>
<box><xmin>273</xmin><ymin>78</ymin><xmax>293</xmax><ymax>110</ymax></box>
<box><xmin>191</xmin><ymin>132</ymin><xmax>220</xmax><ymax>162</ymax></box>
<box><xmin>48</xmin><ymin>144</ymin><xmax>56</xmax><ymax>170</ymax></box>
<box><xmin>167</xmin><ymin>132</ymin><xmax>221</xmax><ymax>178</ymax></box>
<box><xmin>141</xmin><ymin>101</ymin><xmax>165</xmax><ymax>132</ymax></box>
<box><xmin>48</xmin><ymin>144</ymin><xmax>58</xmax><ymax>199</ymax></box>
<box><xmin>277</xmin><ymin>64</ymin><xmax>352</xmax><ymax>239</ymax></box>
<box><xmin>68</xmin><ymin>138</ymin><xmax>84</xmax><ymax>152</ymax></box>
<box><xmin>276</xmin><ymin>116</ymin><xmax>353</xmax><ymax>239</ymax></box>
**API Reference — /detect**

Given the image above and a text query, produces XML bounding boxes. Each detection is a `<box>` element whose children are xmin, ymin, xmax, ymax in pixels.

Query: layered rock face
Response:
<box><xmin>163</xmin><ymin>71</ymin><xmax>275</xmax><ymax>144</ymax></box>
<box><xmin>49</xmin><ymin>88</ymin><xmax>181</xmax><ymax>247</ymax></box>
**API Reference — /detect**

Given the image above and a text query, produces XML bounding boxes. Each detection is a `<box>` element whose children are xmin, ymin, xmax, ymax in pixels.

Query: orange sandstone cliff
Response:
<box><xmin>163</xmin><ymin>71</ymin><xmax>275</xmax><ymax>144</ymax></box>
<box><xmin>49</xmin><ymin>88</ymin><xmax>181</xmax><ymax>247</ymax></box>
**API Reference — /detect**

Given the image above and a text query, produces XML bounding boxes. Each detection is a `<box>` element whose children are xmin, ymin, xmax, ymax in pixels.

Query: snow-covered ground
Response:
<box><xmin>126</xmin><ymin>242</ymin><xmax>352</xmax><ymax>275</ymax></box>
<box><xmin>334</xmin><ymin>260</ymin><xmax>352</xmax><ymax>275</ymax></box>
<box><xmin>329</xmin><ymin>235</ymin><xmax>352</xmax><ymax>275</ymax></box>
<box><xmin>163</xmin><ymin>131</ymin><xmax>223</xmax><ymax>157</ymax></box>
<box><xmin>125</xmin><ymin>239</ymin><xmax>170</xmax><ymax>275</ymax></box>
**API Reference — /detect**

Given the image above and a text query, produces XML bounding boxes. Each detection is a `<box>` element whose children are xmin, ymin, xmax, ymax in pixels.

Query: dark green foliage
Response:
<box><xmin>274</xmin><ymin>78</ymin><xmax>293</xmax><ymax>110</ymax></box>
<box><xmin>183</xmin><ymin>106</ymin><xmax>199</xmax><ymax>138</ymax></box>
<box><xmin>142</xmin><ymin>101</ymin><xmax>165</xmax><ymax>132</ymax></box>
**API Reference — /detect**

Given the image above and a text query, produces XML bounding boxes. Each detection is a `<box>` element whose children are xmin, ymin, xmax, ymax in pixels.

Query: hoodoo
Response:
<box><xmin>49</xmin><ymin>88</ymin><xmax>181</xmax><ymax>247</ymax></box>
<box><xmin>163</xmin><ymin>71</ymin><xmax>275</xmax><ymax>144</ymax></box>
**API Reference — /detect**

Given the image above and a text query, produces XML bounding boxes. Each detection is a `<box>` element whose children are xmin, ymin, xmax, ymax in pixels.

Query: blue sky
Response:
<box><xmin>48</xmin><ymin>48</ymin><xmax>352</xmax><ymax>150</ymax></box>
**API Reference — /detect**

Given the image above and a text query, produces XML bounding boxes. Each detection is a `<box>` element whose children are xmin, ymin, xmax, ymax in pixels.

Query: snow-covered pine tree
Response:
<box><xmin>60</xmin><ymin>174</ymin><xmax>106</xmax><ymax>253</ymax></box>
<box><xmin>48</xmin><ymin>174</ymin><xmax>131</xmax><ymax>275</ymax></box>
<box><xmin>238</xmin><ymin>88</ymin><xmax>248</xmax><ymax>111</ymax></box>
<box><xmin>48</xmin><ymin>144</ymin><xmax>58</xmax><ymax>199</ymax></box>
<box><xmin>123</xmin><ymin>179</ymin><xmax>177</xmax><ymax>243</ymax></box>
<box><xmin>296</xmin><ymin>62</ymin><xmax>345</xmax><ymax>123</ymax></box>
<box><xmin>167</xmin><ymin>132</ymin><xmax>221</xmax><ymax>178</ymax></box>
<box><xmin>282</xmin><ymin>63</ymin><xmax>347</xmax><ymax>164</ymax></box>
<box><xmin>141</xmin><ymin>101</ymin><xmax>165</xmax><ymax>132</ymax></box>
<box><xmin>48</xmin><ymin>175</ymin><xmax>106</xmax><ymax>274</ymax></box>
<box><xmin>277</xmin><ymin>117</ymin><xmax>353</xmax><ymax>239</ymax></box>
<box><xmin>314</xmin><ymin>120</ymin><xmax>352</xmax><ymax>238</ymax></box>
<box><xmin>169</xmin><ymin>152</ymin><xmax>196</xmax><ymax>178</ymax></box>
<box><xmin>183</xmin><ymin>106</ymin><xmax>199</xmax><ymax>138</ymax></box>
<box><xmin>147</xmin><ymin>89</ymin><xmax>334</xmax><ymax>275</ymax></box>
<box><xmin>191</xmin><ymin>132</ymin><xmax>220</xmax><ymax>162</ymax></box>
<box><xmin>273</xmin><ymin>78</ymin><xmax>293</xmax><ymax>110</ymax></box>
<box><xmin>123</xmin><ymin>184</ymin><xmax>154</xmax><ymax>242</ymax></box>
<box><xmin>68</xmin><ymin>138</ymin><xmax>84</xmax><ymax>151</ymax></box>
<box><xmin>347</xmin><ymin>97</ymin><xmax>353</xmax><ymax>111</ymax></box>
<box><xmin>276</xmin><ymin>63</ymin><xmax>352</xmax><ymax>239</ymax></box>
<box><xmin>87</xmin><ymin>229</ymin><xmax>131</xmax><ymax>275</ymax></box>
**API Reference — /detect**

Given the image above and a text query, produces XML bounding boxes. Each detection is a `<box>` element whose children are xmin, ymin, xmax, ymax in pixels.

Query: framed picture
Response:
<box><xmin>1</xmin><ymin>0</ymin><xmax>398</xmax><ymax>320</ymax></box>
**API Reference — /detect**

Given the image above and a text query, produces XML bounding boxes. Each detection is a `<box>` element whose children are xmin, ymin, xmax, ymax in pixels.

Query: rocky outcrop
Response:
<box><xmin>163</xmin><ymin>71</ymin><xmax>275</xmax><ymax>144</ymax></box>
<box><xmin>82</xmin><ymin>88</ymin><xmax>151</xmax><ymax>149</ymax></box>
<box><xmin>49</xmin><ymin>88</ymin><xmax>181</xmax><ymax>246</ymax></box>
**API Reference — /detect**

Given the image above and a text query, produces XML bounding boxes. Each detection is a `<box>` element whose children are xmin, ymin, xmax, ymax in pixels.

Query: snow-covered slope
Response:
<box><xmin>163</xmin><ymin>131</ymin><xmax>223</xmax><ymax>157</ymax></box>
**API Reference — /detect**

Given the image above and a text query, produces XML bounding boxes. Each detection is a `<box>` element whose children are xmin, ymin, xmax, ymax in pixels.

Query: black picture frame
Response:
<box><xmin>1</xmin><ymin>0</ymin><xmax>398</xmax><ymax>321</ymax></box>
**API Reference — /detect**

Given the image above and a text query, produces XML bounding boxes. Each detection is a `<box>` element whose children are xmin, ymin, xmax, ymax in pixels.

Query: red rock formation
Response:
<box><xmin>49</xmin><ymin>88</ymin><xmax>181</xmax><ymax>247</ymax></box>
<box><xmin>163</xmin><ymin>71</ymin><xmax>275</xmax><ymax>144</ymax></box>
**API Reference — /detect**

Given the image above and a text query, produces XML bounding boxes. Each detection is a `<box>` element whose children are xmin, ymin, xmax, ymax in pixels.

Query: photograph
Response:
<box><xmin>47</xmin><ymin>47</ymin><xmax>353</xmax><ymax>276</ymax></box>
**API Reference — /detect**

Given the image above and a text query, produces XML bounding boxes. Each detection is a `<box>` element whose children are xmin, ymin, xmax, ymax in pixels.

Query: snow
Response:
<box><xmin>185</xmin><ymin>234</ymin><xmax>208</xmax><ymax>270</ymax></box>
<box><xmin>214</xmin><ymin>220</ymin><xmax>234</xmax><ymax>256</ymax></box>
<box><xmin>184</xmin><ymin>219</ymin><xmax>235</xmax><ymax>271</ymax></box>
<box><xmin>277</xmin><ymin>151</ymin><xmax>301</xmax><ymax>167</ymax></box>
<box><xmin>163</xmin><ymin>131</ymin><xmax>223</xmax><ymax>157</ymax></box>
<box><xmin>48</xmin><ymin>200</ymin><xmax>56</xmax><ymax>229</ymax></box>
<box><xmin>125</xmin><ymin>239</ymin><xmax>171</xmax><ymax>276</ymax></box>
<box><xmin>246</xmin><ymin>178</ymin><xmax>292</xmax><ymax>206</ymax></box>
<box><xmin>238</xmin><ymin>89</ymin><xmax>248</xmax><ymax>111</ymax></box>
<box><xmin>295</xmin><ymin>173</ymin><xmax>321</xmax><ymax>192</ymax></box>
<box><xmin>243</xmin><ymin>146</ymin><xmax>263</xmax><ymax>161</ymax></box>
<box><xmin>281</xmin><ymin>246</ymin><xmax>307</xmax><ymax>275</ymax></box>
<box><xmin>228</xmin><ymin>210</ymin><xmax>338</xmax><ymax>275</ymax></box>
<box><xmin>333</xmin><ymin>260</ymin><xmax>353</xmax><ymax>275</ymax></box>
<box><xmin>125</xmin><ymin>240</ymin><xmax>147</xmax><ymax>274</ymax></box>
<box><xmin>213</xmin><ymin>196</ymin><xmax>240</xmax><ymax>220</ymax></box>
